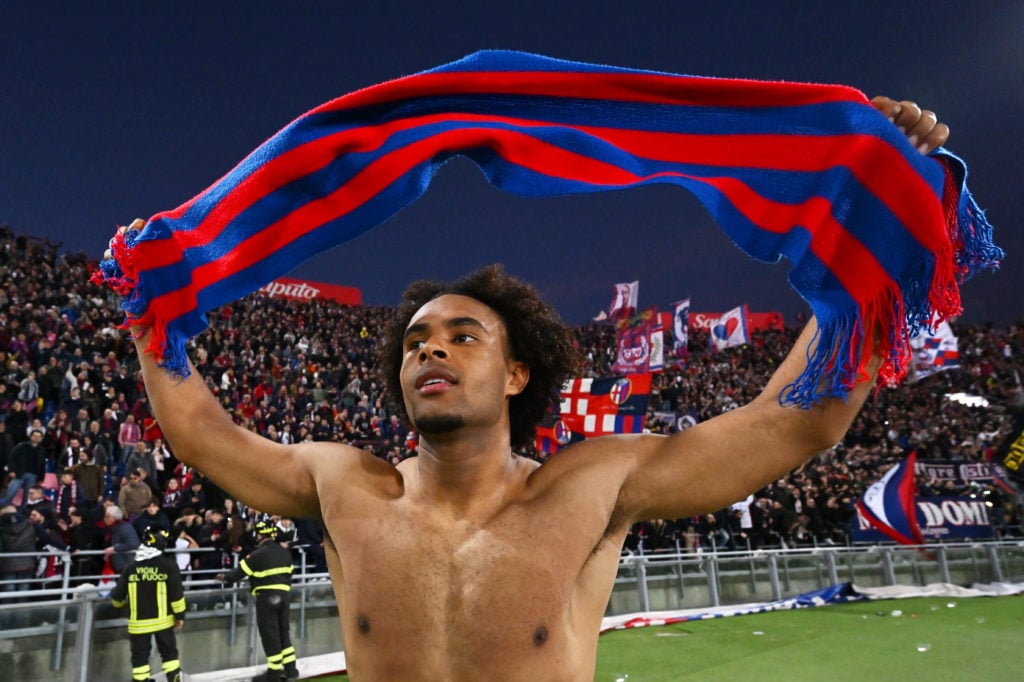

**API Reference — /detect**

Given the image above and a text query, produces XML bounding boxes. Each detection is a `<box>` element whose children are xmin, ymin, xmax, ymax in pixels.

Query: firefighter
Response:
<box><xmin>222</xmin><ymin>519</ymin><xmax>297</xmax><ymax>681</ymax></box>
<box><xmin>110</xmin><ymin>528</ymin><xmax>186</xmax><ymax>682</ymax></box>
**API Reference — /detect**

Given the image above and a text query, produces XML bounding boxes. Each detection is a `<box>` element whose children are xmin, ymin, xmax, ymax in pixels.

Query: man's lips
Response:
<box><xmin>415</xmin><ymin>368</ymin><xmax>457</xmax><ymax>393</ymax></box>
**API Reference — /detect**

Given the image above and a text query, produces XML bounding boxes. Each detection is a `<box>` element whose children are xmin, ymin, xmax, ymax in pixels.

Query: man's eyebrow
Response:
<box><xmin>403</xmin><ymin>316</ymin><xmax>488</xmax><ymax>340</ymax></box>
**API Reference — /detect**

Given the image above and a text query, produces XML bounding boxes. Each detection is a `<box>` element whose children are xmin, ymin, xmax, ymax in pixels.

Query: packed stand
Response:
<box><xmin>0</xmin><ymin>224</ymin><xmax>1022</xmax><ymax>604</ymax></box>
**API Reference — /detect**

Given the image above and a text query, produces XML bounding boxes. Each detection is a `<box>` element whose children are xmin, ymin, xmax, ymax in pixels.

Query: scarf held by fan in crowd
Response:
<box><xmin>92</xmin><ymin>50</ymin><xmax>1002</xmax><ymax>407</ymax></box>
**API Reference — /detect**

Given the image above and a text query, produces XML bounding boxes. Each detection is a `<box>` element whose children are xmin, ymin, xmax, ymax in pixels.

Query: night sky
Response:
<box><xmin>2</xmin><ymin>2</ymin><xmax>1020</xmax><ymax>325</ymax></box>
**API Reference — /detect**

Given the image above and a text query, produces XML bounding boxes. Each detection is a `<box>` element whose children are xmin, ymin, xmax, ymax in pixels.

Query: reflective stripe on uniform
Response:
<box><xmin>127</xmin><ymin>614</ymin><xmax>177</xmax><ymax>634</ymax></box>
<box><xmin>252</xmin><ymin>584</ymin><xmax>291</xmax><ymax>594</ymax></box>
<box><xmin>248</xmin><ymin>565</ymin><xmax>293</xmax><ymax>579</ymax></box>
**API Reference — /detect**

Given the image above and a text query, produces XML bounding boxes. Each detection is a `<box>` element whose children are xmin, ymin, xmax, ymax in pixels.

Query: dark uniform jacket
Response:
<box><xmin>224</xmin><ymin>540</ymin><xmax>293</xmax><ymax>594</ymax></box>
<box><xmin>110</xmin><ymin>552</ymin><xmax>186</xmax><ymax>634</ymax></box>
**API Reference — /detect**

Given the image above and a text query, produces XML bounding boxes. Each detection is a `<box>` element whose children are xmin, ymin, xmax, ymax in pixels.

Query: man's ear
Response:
<box><xmin>506</xmin><ymin>361</ymin><xmax>530</xmax><ymax>397</ymax></box>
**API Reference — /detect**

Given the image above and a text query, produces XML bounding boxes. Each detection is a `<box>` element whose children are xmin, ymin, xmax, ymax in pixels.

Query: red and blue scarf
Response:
<box><xmin>93</xmin><ymin>50</ymin><xmax>1002</xmax><ymax>407</ymax></box>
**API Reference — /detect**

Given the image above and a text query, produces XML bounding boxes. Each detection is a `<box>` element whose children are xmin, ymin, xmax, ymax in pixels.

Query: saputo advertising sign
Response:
<box><xmin>258</xmin><ymin>276</ymin><xmax>362</xmax><ymax>305</ymax></box>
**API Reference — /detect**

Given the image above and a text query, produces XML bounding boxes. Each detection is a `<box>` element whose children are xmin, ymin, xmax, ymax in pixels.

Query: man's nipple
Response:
<box><xmin>532</xmin><ymin>625</ymin><xmax>548</xmax><ymax>647</ymax></box>
<box><xmin>357</xmin><ymin>614</ymin><xmax>371</xmax><ymax>635</ymax></box>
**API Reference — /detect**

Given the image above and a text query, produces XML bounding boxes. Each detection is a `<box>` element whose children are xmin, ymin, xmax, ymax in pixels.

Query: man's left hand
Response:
<box><xmin>870</xmin><ymin>96</ymin><xmax>950</xmax><ymax>154</ymax></box>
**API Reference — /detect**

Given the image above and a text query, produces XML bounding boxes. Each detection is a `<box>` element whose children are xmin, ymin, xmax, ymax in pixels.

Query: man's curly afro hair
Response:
<box><xmin>381</xmin><ymin>264</ymin><xmax>581</xmax><ymax>450</ymax></box>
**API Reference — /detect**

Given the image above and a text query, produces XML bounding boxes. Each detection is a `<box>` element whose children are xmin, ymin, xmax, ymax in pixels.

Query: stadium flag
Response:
<box><xmin>613</xmin><ymin>308</ymin><xmax>661</xmax><ymax>374</ymax></box>
<box><xmin>607</xmin><ymin>281</ymin><xmax>639</xmax><ymax>322</ymax></box>
<box><xmin>92</xmin><ymin>50</ymin><xmax>1002</xmax><ymax>408</ymax></box>
<box><xmin>995</xmin><ymin>413</ymin><xmax>1024</xmax><ymax>486</ymax></box>
<box><xmin>534</xmin><ymin>419</ymin><xmax>582</xmax><ymax>455</ymax></box>
<box><xmin>648</xmin><ymin>325</ymin><xmax>665</xmax><ymax>373</ymax></box>
<box><xmin>709</xmin><ymin>305</ymin><xmax>750</xmax><ymax>351</ymax></box>
<box><xmin>909</xmin><ymin>320</ymin><xmax>960</xmax><ymax>381</ymax></box>
<box><xmin>559</xmin><ymin>374</ymin><xmax>652</xmax><ymax>438</ymax></box>
<box><xmin>855</xmin><ymin>452</ymin><xmax>925</xmax><ymax>546</ymax></box>
<box><xmin>672</xmin><ymin>298</ymin><xmax>691</xmax><ymax>352</ymax></box>
<box><xmin>989</xmin><ymin>461</ymin><xmax>1020</xmax><ymax>496</ymax></box>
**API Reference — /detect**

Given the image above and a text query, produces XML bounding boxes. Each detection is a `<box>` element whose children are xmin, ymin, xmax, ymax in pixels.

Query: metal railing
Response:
<box><xmin>2</xmin><ymin>540</ymin><xmax>1023</xmax><ymax>680</ymax></box>
<box><xmin>610</xmin><ymin>539</ymin><xmax>1024</xmax><ymax>614</ymax></box>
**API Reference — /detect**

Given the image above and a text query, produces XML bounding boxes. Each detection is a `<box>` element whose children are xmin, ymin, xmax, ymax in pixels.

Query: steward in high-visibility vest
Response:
<box><xmin>223</xmin><ymin>519</ymin><xmax>297</xmax><ymax>681</ymax></box>
<box><xmin>110</xmin><ymin>528</ymin><xmax>186</xmax><ymax>682</ymax></box>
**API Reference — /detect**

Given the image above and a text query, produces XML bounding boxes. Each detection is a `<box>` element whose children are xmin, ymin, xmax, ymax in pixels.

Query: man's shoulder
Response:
<box><xmin>528</xmin><ymin>434</ymin><xmax>656</xmax><ymax>487</ymax></box>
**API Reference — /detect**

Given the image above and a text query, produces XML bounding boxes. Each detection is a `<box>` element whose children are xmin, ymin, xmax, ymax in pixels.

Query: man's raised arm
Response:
<box><xmin>611</xmin><ymin>97</ymin><xmax>950</xmax><ymax>524</ymax></box>
<box><xmin>131</xmin><ymin>324</ymin><xmax>322</xmax><ymax>518</ymax></box>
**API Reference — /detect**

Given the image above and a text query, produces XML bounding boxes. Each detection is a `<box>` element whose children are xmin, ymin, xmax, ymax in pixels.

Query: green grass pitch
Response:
<box><xmin>318</xmin><ymin>596</ymin><xmax>1023</xmax><ymax>681</ymax></box>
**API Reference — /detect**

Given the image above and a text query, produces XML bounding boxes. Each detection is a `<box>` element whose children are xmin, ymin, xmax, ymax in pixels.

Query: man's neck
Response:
<box><xmin>411</xmin><ymin>428</ymin><xmax>523</xmax><ymax>518</ymax></box>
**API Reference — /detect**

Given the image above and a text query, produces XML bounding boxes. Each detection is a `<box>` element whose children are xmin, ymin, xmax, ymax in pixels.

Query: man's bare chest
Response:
<box><xmin>324</xmin><ymin>496</ymin><xmax>616</xmax><ymax>647</ymax></box>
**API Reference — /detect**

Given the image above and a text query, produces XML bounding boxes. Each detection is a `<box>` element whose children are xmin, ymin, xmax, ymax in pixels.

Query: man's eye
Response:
<box><xmin>454</xmin><ymin>333</ymin><xmax>475</xmax><ymax>343</ymax></box>
<box><xmin>407</xmin><ymin>340</ymin><xmax>425</xmax><ymax>351</ymax></box>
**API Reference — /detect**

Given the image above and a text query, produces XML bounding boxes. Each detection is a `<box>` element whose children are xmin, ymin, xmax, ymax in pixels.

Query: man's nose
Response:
<box><xmin>418</xmin><ymin>343</ymin><xmax>447</xmax><ymax>361</ymax></box>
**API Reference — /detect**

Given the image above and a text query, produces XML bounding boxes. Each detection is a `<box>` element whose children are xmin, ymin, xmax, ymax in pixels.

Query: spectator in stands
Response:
<box><xmin>224</xmin><ymin>512</ymin><xmax>254</xmax><ymax>561</ymax></box>
<box><xmin>0</xmin><ymin>427</ymin><xmax>46</xmax><ymax>511</ymax></box>
<box><xmin>0</xmin><ymin>505</ymin><xmax>36</xmax><ymax>626</ymax></box>
<box><xmin>5</xmin><ymin>400</ymin><xmax>29</xmax><ymax>444</ymax></box>
<box><xmin>196</xmin><ymin>508</ymin><xmax>228</xmax><ymax>573</ymax></box>
<box><xmin>133</xmin><ymin>496</ymin><xmax>171</xmax><ymax>539</ymax></box>
<box><xmin>0</xmin><ymin>421</ymin><xmax>14</xmax><ymax>475</ymax></box>
<box><xmin>23</xmin><ymin>484</ymin><xmax>54</xmax><ymax>519</ymax></box>
<box><xmin>161</xmin><ymin>476</ymin><xmax>183</xmax><ymax>522</ymax></box>
<box><xmin>102</xmin><ymin>504</ymin><xmax>139</xmax><ymax>573</ymax></box>
<box><xmin>183</xmin><ymin>478</ymin><xmax>208</xmax><ymax>516</ymax></box>
<box><xmin>54</xmin><ymin>469</ymin><xmax>82</xmax><ymax>522</ymax></box>
<box><xmin>70</xmin><ymin>448</ymin><xmax>105</xmax><ymax>508</ymax></box>
<box><xmin>67</xmin><ymin>507</ymin><xmax>99</xmax><ymax>582</ymax></box>
<box><xmin>151</xmin><ymin>437</ymin><xmax>175</xmax><ymax>489</ymax></box>
<box><xmin>172</xmin><ymin>507</ymin><xmax>203</xmax><ymax>548</ymax></box>
<box><xmin>118</xmin><ymin>469</ymin><xmax>151</xmax><ymax>519</ymax></box>
<box><xmin>117</xmin><ymin>414</ymin><xmax>142</xmax><ymax>463</ymax></box>
<box><xmin>56</xmin><ymin>433</ymin><xmax>83</xmax><ymax>471</ymax></box>
<box><xmin>84</xmin><ymin>424</ymin><xmax>110</xmax><ymax>469</ymax></box>
<box><xmin>125</xmin><ymin>439</ymin><xmax>158</xmax><ymax>488</ymax></box>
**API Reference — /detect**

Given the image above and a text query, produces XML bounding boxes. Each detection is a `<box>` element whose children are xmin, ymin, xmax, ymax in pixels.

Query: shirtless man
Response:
<box><xmin>125</xmin><ymin>98</ymin><xmax>947</xmax><ymax>680</ymax></box>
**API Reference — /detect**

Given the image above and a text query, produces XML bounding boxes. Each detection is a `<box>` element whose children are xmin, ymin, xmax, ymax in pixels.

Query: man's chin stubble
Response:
<box><xmin>414</xmin><ymin>414</ymin><xmax>466</xmax><ymax>435</ymax></box>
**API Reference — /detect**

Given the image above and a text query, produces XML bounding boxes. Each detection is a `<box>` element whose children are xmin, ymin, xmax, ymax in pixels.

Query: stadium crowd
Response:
<box><xmin>1</xmin><ymin>225</ymin><xmax>1022</xmax><ymax>594</ymax></box>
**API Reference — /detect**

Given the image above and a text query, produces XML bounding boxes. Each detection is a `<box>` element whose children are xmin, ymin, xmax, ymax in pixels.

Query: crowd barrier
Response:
<box><xmin>1</xmin><ymin>541</ymin><xmax>1023</xmax><ymax>680</ymax></box>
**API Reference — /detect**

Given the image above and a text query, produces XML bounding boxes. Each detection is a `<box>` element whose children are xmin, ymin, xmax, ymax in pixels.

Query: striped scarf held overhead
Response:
<box><xmin>92</xmin><ymin>50</ymin><xmax>1002</xmax><ymax>407</ymax></box>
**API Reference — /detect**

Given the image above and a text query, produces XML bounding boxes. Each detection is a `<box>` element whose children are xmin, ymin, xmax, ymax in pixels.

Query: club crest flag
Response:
<box><xmin>608</xmin><ymin>281</ymin><xmax>639</xmax><ymax>321</ymax></box>
<box><xmin>709</xmin><ymin>305</ymin><xmax>750</xmax><ymax>351</ymax></box>
<box><xmin>535</xmin><ymin>419</ymin><xmax>580</xmax><ymax>455</ymax></box>
<box><xmin>909</xmin><ymin>320</ymin><xmax>960</xmax><ymax>381</ymax></box>
<box><xmin>559</xmin><ymin>374</ymin><xmax>652</xmax><ymax>439</ymax></box>
<box><xmin>855</xmin><ymin>453</ymin><xmax>925</xmax><ymax>546</ymax></box>
<box><xmin>92</xmin><ymin>50</ymin><xmax>1001</xmax><ymax>409</ymax></box>
<box><xmin>673</xmin><ymin>298</ymin><xmax>691</xmax><ymax>351</ymax></box>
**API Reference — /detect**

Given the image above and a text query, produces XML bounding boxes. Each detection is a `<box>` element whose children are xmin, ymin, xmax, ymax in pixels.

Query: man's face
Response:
<box><xmin>399</xmin><ymin>294</ymin><xmax>527</xmax><ymax>440</ymax></box>
<box><xmin>27</xmin><ymin>488</ymin><xmax>43</xmax><ymax>501</ymax></box>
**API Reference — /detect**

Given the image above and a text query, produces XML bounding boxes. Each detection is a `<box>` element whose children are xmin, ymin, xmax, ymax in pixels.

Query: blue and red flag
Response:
<box><xmin>93</xmin><ymin>50</ymin><xmax>1002</xmax><ymax>406</ymax></box>
<box><xmin>558</xmin><ymin>374</ymin><xmax>652</xmax><ymax>441</ymax></box>
<box><xmin>855</xmin><ymin>452</ymin><xmax>926</xmax><ymax>546</ymax></box>
<box><xmin>535</xmin><ymin>419</ymin><xmax>581</xmax><ymax>455</ymax></box>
